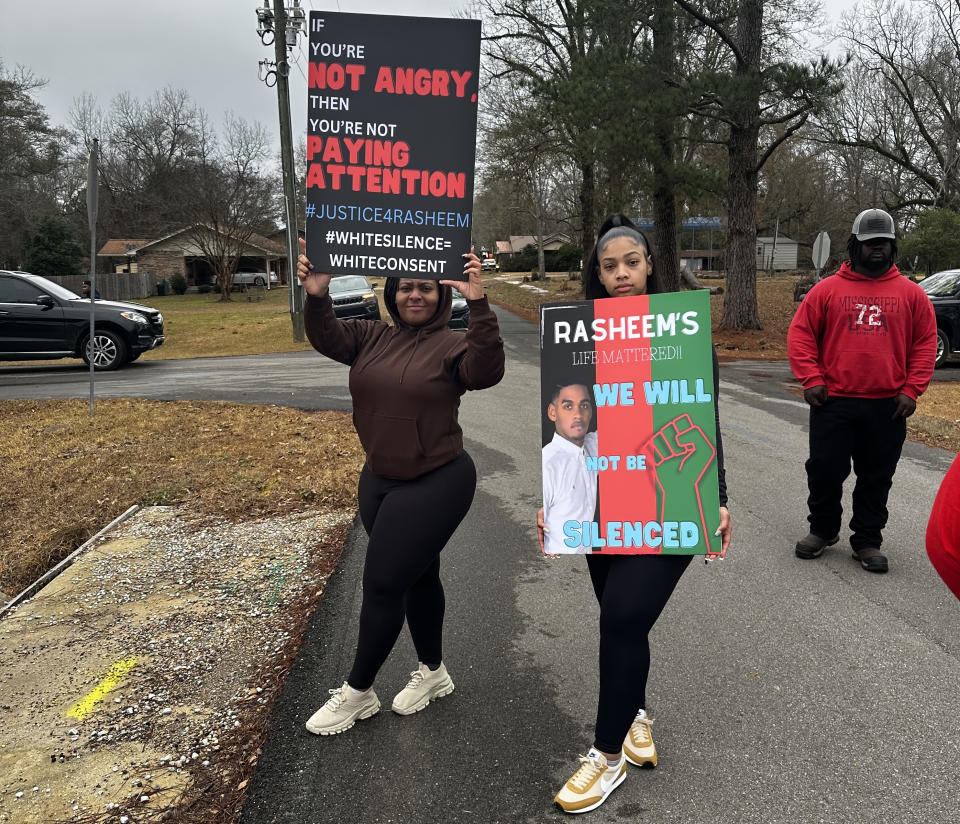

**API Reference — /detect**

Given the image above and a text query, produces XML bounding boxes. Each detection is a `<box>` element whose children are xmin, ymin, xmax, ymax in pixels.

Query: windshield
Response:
<box><xmin>23</xmin><ymin>273</ymin><xmax>82</xmax><ymax>300</ymax></box>
<box><xmin>921</xmin><ymin>270</ymin><xmax>960</xmax><ymax>297</ymax></box>
<box><xmin>329</xmin><ymin>276</ymin><xmax>371</xmax><ymax>294</ymax></box>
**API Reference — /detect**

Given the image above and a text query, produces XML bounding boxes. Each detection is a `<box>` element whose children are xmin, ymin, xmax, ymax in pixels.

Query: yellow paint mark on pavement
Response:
<box><xmin>67</xmin><ymin>658</ymin><xmax>137</xmax><ymax>721</ymax></box>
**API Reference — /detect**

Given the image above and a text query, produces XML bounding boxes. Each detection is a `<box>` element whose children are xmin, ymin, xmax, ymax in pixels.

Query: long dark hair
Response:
<box><xmin>583</xmin><ymin>214</ymin><xmax>661</xmax><ymax>299</ymax></box>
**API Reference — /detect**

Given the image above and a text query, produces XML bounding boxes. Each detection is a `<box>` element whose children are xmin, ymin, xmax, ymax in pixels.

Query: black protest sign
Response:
<box><xmin>305</xmin><ymin>12</ymin><xmax>481</xmax><ymax>279</ymax></box>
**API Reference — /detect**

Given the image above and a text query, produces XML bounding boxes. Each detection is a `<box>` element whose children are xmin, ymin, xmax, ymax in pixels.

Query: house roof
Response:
<box><xmin>756</xmin><ymin>236</ymin><xmax>796</xmax><ymax>244</ymax></box>
<box><xmin>500</xmin><ymin>232</ymin><xmax>572</xmax><ymax>254</ymax></box>
<box><xmin>132</xmin><ymin>225</ymin><xmax>286</xmax><ymax>256</ymax></box>
<box><xmin>97</xmin><ymin>239</ymin><xmax>150</xmax><ymax>257</ymax></box>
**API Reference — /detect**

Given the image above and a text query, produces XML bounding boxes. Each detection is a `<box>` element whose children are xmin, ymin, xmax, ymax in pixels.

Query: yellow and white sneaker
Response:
<box><xmin>305</xmin><ymin>683</ymin><xmax>380</xmax><ymax>735</ymax></box>
<box><xmin>554</xmin><ymin>748</ymin><xmax>626</xmax><ymax>814</ymax></box>
<box><xmin>391</xmin><ymin>662</ymin><xmax>455</xmax><ymax>715</ymax></box>
<box><xmin>623</xmin><ymin>710</ymin><xmax>657</xmax><ymax>767</ymax></box>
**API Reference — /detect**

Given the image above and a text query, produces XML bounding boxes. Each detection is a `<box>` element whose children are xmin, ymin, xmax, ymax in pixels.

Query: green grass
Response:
<box><xmin>140</xmin><ymin>287</ymin><xmax>314</xmax><ymax>361</ymax></box>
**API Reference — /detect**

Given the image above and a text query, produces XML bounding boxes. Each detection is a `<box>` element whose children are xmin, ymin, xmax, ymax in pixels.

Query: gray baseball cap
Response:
<box><xmin>852</xmin><ymin>208</ymin><xmax>896</xmax><ymax>241</ymax></box>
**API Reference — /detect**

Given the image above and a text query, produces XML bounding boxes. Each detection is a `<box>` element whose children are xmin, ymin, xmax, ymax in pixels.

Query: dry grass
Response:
<box><xmin>709</xmin><ymin>275</ymin><xmax>797</xmax><ymax>360</ymax></box>
<box><xmin>911</xmin><ymin>383</ymin><xmax>960</xmax><ymax>450</ymax></box>
<box><xmin>0</xmin><ymin>399</ymin><xmax>363</xmax><ymax>595</ymax></box>
<box><xmin>140</xmin><ymin>289</ymin><xmax>314</xmax><ymax>360</ymax></box>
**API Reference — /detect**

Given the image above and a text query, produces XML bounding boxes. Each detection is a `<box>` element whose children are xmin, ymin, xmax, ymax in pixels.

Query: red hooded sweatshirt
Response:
<box><xmin>927</xmin><ymin>451</ymin><xmax>960</xmax><ymax>601</ymax></box>
<box><xmin>787</xmin><ymin>262</ymin><xmax>936</xmax><ymax>399</ymax></box>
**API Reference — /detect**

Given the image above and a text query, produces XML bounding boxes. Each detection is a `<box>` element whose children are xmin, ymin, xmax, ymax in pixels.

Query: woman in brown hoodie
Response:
<box><xmin>297</xmin><ymin>241</ymin><xmax>504</xmax><ymax>736</ymax></box>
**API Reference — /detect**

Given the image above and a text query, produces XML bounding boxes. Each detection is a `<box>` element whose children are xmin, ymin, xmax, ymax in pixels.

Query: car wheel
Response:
<box><xmin>936</xmin><ymin>327</ymin><xmax>949</xmax><ymax>368</ymax></box>
<box><xmin>254</xmin><ymin>275</ymin><xmax>266</xmax><ymax>287</ymax></box>
<box><xmin>82</xmin><ymin>330</ymin><xmax>128</xmax><ymax>370</ymax></box>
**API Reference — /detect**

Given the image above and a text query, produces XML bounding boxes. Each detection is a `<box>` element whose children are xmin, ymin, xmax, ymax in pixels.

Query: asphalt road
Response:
<box><xmin>3</xmin><ymin>312</ymin><xmax>959</xmax><ymax>823</ymax></box>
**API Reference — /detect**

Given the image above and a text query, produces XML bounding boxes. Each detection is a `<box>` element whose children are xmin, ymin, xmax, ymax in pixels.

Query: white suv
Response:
<box><xmin>481</xmin><ymin>257</ymin><xmax>498</xmax><ymax>272</ymax></box>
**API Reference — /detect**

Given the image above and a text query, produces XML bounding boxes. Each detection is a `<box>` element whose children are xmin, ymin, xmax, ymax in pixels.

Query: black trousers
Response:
<box><xmin>805</xmin><ymin>396</ymin><xmax>906</xmax><ymax>550</ymax></box>
<box><xmin>586</xmin><ymin>552</ymin><xmax>692</xmax><ymax>755</ymax></box>
<box><xmin>348</xmin><ymin>451</ymin><xmax>476</xmax><ymax>690</ymax></box>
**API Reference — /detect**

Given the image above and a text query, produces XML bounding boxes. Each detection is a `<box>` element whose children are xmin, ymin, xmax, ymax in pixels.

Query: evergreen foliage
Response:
<box><xmin>25</xmin><ymin>217</ymin><xmax>84</xmax><ymax>276</ymax></box>
<box><xmin>901</xmin><ymin>210</ymin><xmax>960</xmax><ymax>275</ymax></box>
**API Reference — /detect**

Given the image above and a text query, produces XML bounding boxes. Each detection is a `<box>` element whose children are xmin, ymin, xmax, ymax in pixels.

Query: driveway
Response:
<box><xmin>3</xmin><ymin>311</ymin><xmax>958</xmax><ymax>824</ymax></box>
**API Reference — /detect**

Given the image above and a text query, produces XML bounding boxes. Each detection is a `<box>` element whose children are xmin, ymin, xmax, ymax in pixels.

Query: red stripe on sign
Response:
<box><xmin>593</xmin><ymin>295</ymin><xmax>659</xmax><ymax>554</ymax></box>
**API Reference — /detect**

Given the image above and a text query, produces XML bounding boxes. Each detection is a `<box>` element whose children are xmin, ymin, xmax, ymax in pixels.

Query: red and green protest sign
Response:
<box><xmin>305</xmin><ymin>11</ymin><xmax>481</xmax><ymax>278</ymax></box>
<box><xmin>540</xmin><ymin>290</ymin><xmax>720</xmax><ymax>555</ymax></box>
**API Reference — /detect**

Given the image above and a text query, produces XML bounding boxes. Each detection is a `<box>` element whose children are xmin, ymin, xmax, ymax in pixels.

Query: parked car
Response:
<box><xmin>0</xmin><ymin>270</ymin><xmax>164</xmax><ymax>370</ymax></box>
<box><xmin>920</xmin><ymin>268</ymin><xmax>960</xmax><ymax>367</ymax></box>
<box><xmin>328</xmin><ymin>275</ymin><xmax>380</xmax><ymax>320</ymax></box>
<box><xmin>448</xmin><ymin>287</ymin><xmax>469</xmax><ymax>329</ymax></box>
<box><xmin>481</xmin><ymin>257</ymin><xmax>498</xmax><ymax>271</ymax></box>
<box><xmin>233</xmin><ymin>271</ymin><xmax>279</xmax><ymax>288</ymax></box>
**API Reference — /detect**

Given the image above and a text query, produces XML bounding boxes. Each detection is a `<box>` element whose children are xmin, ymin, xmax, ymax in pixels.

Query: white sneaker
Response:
<box><xmin>391</xmin><ymin>662</ymin><xmax>455</xmax><ymax>715</ymax></box>
<box><xmin>554</xmin><ymin>748</ymin><xmax>626</xmax><ymax>814</ymax></box>
<box><xmin>305</xmin><ymin>683</ymin><xmax>380</xmax><ymax>735</ymax></box>
<box><xmin>623</xmin><ymin>710</ymin><xmax>657</xmax><ymax>767</ymax></box>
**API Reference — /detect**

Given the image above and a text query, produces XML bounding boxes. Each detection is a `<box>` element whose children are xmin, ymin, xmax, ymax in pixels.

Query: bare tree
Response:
<box><xmin>481</xmin><ymin>81</ymin><xmax>570</xmax><ymax>279</ymax></box>
<box><xmin>814</xmin><ymin>0</ymin><xmax>960</xmax><ymax>214</ymax></box>
<box><xmin>69</xmin><ymin>87</ymin><xmax>205</xmax><ymax>238</ymax></box>
<box><xmin>188</xmin><ymin>114</ymin><xmax>276</xmax><ymax>301</ymax></box>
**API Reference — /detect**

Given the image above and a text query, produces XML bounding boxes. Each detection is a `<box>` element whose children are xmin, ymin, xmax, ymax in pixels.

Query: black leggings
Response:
<box><xmin>347</xmin><ymin>451</ymin><xmax>477</xmax><ymax>690</ymax></box>
<box><xmin>586</xmin><ymin>552</ymin><xmax>692</xmax><ymax>754</ymax></box>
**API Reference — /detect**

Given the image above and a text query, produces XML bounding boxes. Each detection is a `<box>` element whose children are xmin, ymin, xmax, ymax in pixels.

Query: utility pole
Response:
<box><xmin>87</xmin><ymin>139</ymin><xmax>99</xmax><ymax>417</ymax></box>
<box><xmin>257</xmin><ymin>2</ymin><xmax>305</xmax><ymax>341</ymax></box>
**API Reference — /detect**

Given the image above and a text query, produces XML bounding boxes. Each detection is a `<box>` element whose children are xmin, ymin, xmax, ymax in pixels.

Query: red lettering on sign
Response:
<box><xmin>309</xmin><ymin>62</ymin><xmax>366</xmax><ymax>91</ymax></box>
<box><xmin>312</xmin><ymin>165</ymin><xmax>466</xmax><ymax>197</ymax></box>
<box><xmin>306</xmin><ymin>162</ymin><xmax>325</xmax><ymax>188</ymax></box>
<box><xmin>321</xmin><ymin>139</ymin><xmax>343</xmax><ymax>164</ymax></box>
<box><xmin>373</xmin><ymin>66</ymin><xmax>473</xmax><ymax>97</ymax></box>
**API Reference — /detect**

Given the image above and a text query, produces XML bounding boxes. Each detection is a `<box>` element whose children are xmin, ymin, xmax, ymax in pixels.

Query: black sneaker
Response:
<box><xmin>795</xmin><ymin>532</ymin><xmax>839</xmax><ymax>559</ymax></box>
<box><xmin>852</xmin><ymin>547</ymin><xmax>888</xmax><ymax>573</ymax></box>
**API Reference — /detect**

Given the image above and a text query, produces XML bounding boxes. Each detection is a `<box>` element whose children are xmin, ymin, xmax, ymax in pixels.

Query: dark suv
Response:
<box><xmin>328</xmin><ymin>275</ymin><xmax>380</xmax><ymax>320</ymax></box>
<box><xmin>920</xmin><ymin>269</ymin><xmax>960</xmax><ymax>367</ymax></box>
<box><xmin>0</xmin><ymin>270</ymin><xmax>165</xmax><ymax>370</ymax></box>
<box><xmin>448</xmin><ymin>288</ymin><xmax>469</xmax><ymax>329</ymax></box>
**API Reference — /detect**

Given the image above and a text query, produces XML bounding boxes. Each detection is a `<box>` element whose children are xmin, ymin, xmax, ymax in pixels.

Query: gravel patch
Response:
<box><xmin>0</xmin><ymin>505</ymin><xmax>354</xmax><ymax>823</ymax></box>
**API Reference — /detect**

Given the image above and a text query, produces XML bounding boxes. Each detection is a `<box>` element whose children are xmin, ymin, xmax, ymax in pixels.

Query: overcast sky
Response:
<box><xmin>2</xmin><ymin>0</ymin><xmax>859</xmax><ymax>150</ymax></box>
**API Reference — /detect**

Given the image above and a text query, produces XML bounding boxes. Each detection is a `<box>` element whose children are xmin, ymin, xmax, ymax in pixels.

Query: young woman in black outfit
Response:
<box><xmin>539</xmin><ymin>215</ymin><xmax>732</xmax><ymax>813</ymax></box>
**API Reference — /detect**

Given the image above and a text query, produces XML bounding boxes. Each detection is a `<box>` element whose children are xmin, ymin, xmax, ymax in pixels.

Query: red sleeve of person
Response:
<box><xmin>927</xmin><ymin>452</ymin><xmax>960</xmax><ymax>600</ymax></box>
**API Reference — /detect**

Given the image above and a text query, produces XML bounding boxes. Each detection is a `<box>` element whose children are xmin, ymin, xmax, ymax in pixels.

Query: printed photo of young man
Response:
<box><xmin>542</xmin><ymin>381</ymin><xmax>598</xmax><ymax>555</ymax></box>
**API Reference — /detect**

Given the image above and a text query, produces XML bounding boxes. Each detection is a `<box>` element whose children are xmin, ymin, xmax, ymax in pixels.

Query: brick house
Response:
<box><xmin>97</xmin><ymin>226</ymin><xmax>288</xmax><ymax>288</ymax></box>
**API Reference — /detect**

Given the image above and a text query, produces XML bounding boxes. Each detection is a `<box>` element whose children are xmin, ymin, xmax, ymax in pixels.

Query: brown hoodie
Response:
<box><xmin>305</xmin><ymin>284</ymin><xmax>505</xmax><ymax>479</ymax></box>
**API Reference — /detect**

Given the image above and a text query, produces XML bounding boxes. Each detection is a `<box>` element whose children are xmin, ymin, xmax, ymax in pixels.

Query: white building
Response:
<box><xmin>756</xmin><ymin>235</ymin><xmax>798</xmax><ymax>270</ymax></box>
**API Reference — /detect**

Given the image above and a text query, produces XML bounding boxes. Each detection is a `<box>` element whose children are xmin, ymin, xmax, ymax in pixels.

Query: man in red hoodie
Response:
<box><xmin>788</xmin><ymin>208</ymin><xmax>937</xmax><ymax>573</ymax></box>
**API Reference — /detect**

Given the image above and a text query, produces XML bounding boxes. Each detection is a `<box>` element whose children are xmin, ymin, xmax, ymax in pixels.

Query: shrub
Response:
<box><xmin>900</xmin><ymin>208</ymin><xmax>960</xmax><ymax>275</ymax></box>
<box><xmin>170</xmin><ymin>273</ymin><xmax>188</xmax><ymax>295</ymax></box>
<box><xmin>512</xmin><ymin>243</ymin><xmax>538</xmax><ymax>272</ymax></box>
<box><xmin>25</xmin><ymin>217</ymin><xmax>84</xmax><ymax>276</ymax></box>
<box><xmin>555</xmin><ymin>243</ymin><xmax>582</xmax><ymax>273</ymax></box>
<box><xmin>198</xmin><ymin>284</ymin><xmax>213</xmax><ymax>294</ymax></box>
